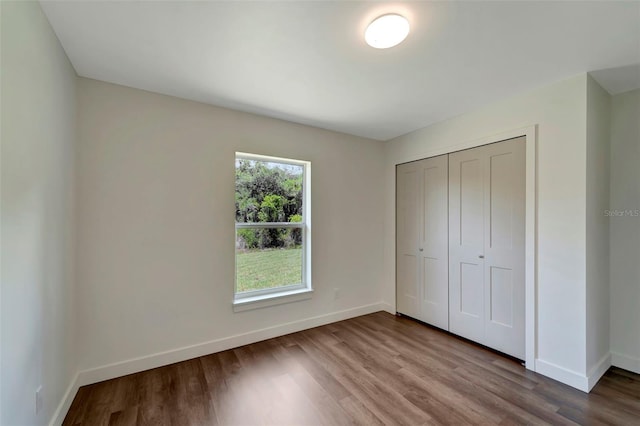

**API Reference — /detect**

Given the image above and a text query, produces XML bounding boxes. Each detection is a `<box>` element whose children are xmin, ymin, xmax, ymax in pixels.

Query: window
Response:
<box><xmin>234</xmin><ymin>152</ymin><xmax>311</xmax><ymax>310</ymax></box>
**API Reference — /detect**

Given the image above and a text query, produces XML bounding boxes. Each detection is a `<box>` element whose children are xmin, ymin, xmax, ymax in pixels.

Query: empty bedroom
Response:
<box><xmin>1</xmin><ymin>1</ymin><xmax>639</xmax><ymax>425</ymax></box>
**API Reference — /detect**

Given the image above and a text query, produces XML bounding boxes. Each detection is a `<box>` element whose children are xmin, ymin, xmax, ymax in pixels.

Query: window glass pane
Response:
<box><xmin>235</xmin><ymin>159</ymin><xmax>303</xmax><ymax>224</ymax></box>
<box><xmin>236</xmin><ymin>227</ymin><xmax>303</xmax><ymax>292</ymax></box>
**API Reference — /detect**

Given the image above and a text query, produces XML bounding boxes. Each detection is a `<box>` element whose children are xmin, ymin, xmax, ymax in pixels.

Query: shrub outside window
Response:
<box><xmin>234</xmin><ymin>153</ymin><xmax>311</xmax><ymax>303</ymax></box>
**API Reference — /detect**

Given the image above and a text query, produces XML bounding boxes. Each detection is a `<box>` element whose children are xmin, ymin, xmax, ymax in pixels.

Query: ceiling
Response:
<box><xmin>41</xmin><ymin>1</ymin><xmax>640</xmax><ymax>141</ymax></box>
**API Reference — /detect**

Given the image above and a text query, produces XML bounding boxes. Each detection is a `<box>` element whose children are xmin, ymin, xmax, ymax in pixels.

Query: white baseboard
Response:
<box><xmin>49</xmin><ymin>371</ymin><xmax>80</xmax><ymax>426</ymax></box>
<box><xmin>48</xmin><ymin>302</ymin><xmax>387</xmax><ymax>425</ymax></box>
<box><xmin>380</xmin><ymin>302</ymin><xmax>396</xmax><ymax>315</ymax></box>
<box><xmin>611</xmin><ymin>351</ymin><xmax>640</xmax><ymax>374</ymax></box>
<box><xmin>535</xmin><ymin>358</ymin><xmax>589</xmax><ymax>392</ymax></box>
<box><xmin>586</xmin><ymin>352</ymin><xmax>612</xmax><ymax>391</ymax></box>
<box><xmin>77</xmin><ymin>302</ymin><xmax>385</xmax><ymax>387</ymax></box>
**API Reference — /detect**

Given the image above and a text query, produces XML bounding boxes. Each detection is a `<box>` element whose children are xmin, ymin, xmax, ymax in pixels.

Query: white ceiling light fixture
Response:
<box><xmin>365</xmin><ymin>14</ymin><xmax>410</xmax><ymax>49</ymax></box>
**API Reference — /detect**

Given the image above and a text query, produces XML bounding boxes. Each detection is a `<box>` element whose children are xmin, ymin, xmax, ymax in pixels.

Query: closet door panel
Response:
<box><xmin>489</xmin><ymin>266</ymin><xmax>514</xmax><ymax>327</ymax></box>
<box><xmin>460</xmin><ymin>159</ymin><xmax>484</xmax><ymax>248</ymax></box>
<box><xmin>460</xmin><ymin>261</ymin><xmax>484</xmax><ymax>317</ymax></box>
<box><xmin>483</xmin><ymin>137</ymin><xmax>526</xmax><ymax>359</ymax></box>
<box><xmin>449</xmin><ymin>151</ymin><xmax>485</xmax><ymax>342</ymax></box>
<box><xmin>418</xmin><ymin>155</ymin><xmax>449</xmax><ymax>329</ymax></box>
<box><xmin>396</xmin><ymin>162</ymin><xmax>420</xmax><ymax>318</ymax></box>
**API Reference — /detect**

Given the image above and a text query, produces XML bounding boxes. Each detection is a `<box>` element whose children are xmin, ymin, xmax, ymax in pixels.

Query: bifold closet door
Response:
<box><xmin>397</xmin><ymin>161</ymin><xmax>421</xmax><ymax>319</ymax></box>
<box><xmin>448</xmin><ymin>147</ymin><xmax>485</xmax><ymax>343</ymax></box>
<box><xmin>396</xmin><ymin>155</ymin><xmax>449</xmax><ymax>329</ymax></box>
<box><xmin>448</xmin><ymin>137</ymin><xmax>526</xmax><ymax>359</ymax></box>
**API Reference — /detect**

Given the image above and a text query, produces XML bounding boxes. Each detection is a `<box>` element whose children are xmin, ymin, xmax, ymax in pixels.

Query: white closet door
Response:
<box><xmin>449</xmin><ymin>137</ymin><xmax>526</xmax><ymax>359</ymax></box>
<box><xmin>396</xmin><ymin>156</ymin><xmax>449</xmax><ymax>328</ymax></box>
<box><xmin>417</xmin><ymin>155</ymin><xmax>449</xmax><ymax>329</ymax></box>
<box><xmin>483</xmin><ymin>137</ymin><xmax>525</xmax><ymax>359</ymax></box>
<box><xmin>396</xmin><ymin>161</ymin><xmax>420</xmax><ymax>319</ymax></box>
<box><xmin>448</xmin><ymin>149</ymin><xmax>486</xmax><ymax>342</ymax></box>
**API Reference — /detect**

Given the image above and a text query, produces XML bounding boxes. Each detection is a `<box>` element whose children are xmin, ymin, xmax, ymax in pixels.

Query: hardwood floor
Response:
<box><xmin>63</xmin><ymin>312</ymin><xmax>640</xmax><ymax>425</ymax></box>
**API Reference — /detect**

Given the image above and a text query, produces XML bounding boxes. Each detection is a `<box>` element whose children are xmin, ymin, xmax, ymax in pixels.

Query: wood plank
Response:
<box><xmin>62</xmin><ymin>312</ymin><xmax>640</xmax><ymax>426</ymax></box>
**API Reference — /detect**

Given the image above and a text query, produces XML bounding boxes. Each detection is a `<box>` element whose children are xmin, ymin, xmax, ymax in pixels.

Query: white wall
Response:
<box><xmin>609</xmin><ymin>88</ymin><xmax>640</xmax><ymax>373</ymax></box>
<box><xmin>383</xmin><ymin>74</ymin><xmax>592</xmax><ymax>387</ymax></box>
<box><xmin>585</xmin><ymin>75</ymin><xmax>611</xmax><ymax>385</ymax></box>
<box><xmin>75</xmin><ymin>78</ymin><xmax>386</xmax><ymax>374</ymax></box>
<box><xmin>1</xmin><ymin>2</ymin><xmax>77</xmax><ymax>425</ymax></box>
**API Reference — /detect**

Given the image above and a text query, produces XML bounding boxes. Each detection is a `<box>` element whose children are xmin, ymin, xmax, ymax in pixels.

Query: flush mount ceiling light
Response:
<box><xmin>365</xmin><ymin>14</ymin><xmax>410</xmax><ymax>49</ymax></box>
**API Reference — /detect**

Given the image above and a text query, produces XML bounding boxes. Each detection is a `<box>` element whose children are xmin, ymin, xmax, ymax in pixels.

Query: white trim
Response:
<box><xmin>586</xmin><ymin>352</ymin><xmax>612</xmax><ymax>391</ymax></box>
<box><xmin>611</xmin><ymin>351</ymin><xmax>640</xmax><ymax>374</ymax></box>
<box><xmin>74</xmin><ymin>303</ymin><xmax>384</xmax><ymax>388</ymax></box>
<box><xmin>233</xmin><ymin>288</ymin><xmax>313</xmax><ymax>312</ymax></box>
<box><xmin>235</xmin><ymin>282</ymin><xmax>306</xmax><ymax>300</ymax></box>
<box><xmin>394</xmin><ymin>124</ymin><xmax>538</xmax><ymax>371</ymax></box>
<box><xmin>380</xmin><ymin>302</ymin><xmax>396</xmax><ymax>315</ymax></box>
<box><xmin>236</xmin><ymin>222</ymin><xmax>304</xmax><ymax>229</ymax></box>
<box><xmin>48</xmin><ymin>372</ymin><xmax>80</xmax><ymax>426</ymax></box>
<box><xmin>236</xmin><ymin>151</ymin><xmax>309</xmax><ymax>167</ymax></box>
<box><xmin>535</xmin><ymin>358</ymin><xmax>589</xmax><ymax>392</ymax></box>
<box><xmin>234</xmin><ymin>152</ymin><xmax>312</xmax><ymax>304</ymax></box>
<box><xmin>523</xmin><ymin>126</ymin><xmax>538</xmax><ymax>371</ymax></box>
<box><xmin>395</xmin><ymin>124</ymin><xmax>536</xmax><ymax>162</ymax></box>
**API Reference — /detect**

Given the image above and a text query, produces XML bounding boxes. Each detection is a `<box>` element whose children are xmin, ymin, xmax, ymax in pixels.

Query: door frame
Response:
<box><xmin>395</xmin><ymin>125</ymin><xmax>537</xmax><ymax>371</ymax></box>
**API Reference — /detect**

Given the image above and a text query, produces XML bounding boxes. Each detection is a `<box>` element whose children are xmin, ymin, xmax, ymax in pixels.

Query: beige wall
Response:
<box><xmin>609</xmin><ymin>88</ymin><xmax>640</xmax><ymax>373</ymax></box>
<box><xmin>1</xmin><ymin>1</ymin><xmax>77</xmax><ymax>424</ymax></box>
<box><xmin>585</xmin><ymin>75</ymin><xmax>611</xmax><ymax>382</ymax></box>
<box><xmin>383</xmin><ymin>75</ymin><xmax>592</xmax><ymax>386</ymax></box>
<box><xmin>75</xmin><ymin>78</ymin><xmax>386</xmax><ymax>373</ymax></box>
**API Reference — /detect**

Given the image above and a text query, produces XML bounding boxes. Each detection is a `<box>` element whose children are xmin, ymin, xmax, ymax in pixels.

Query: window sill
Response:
<box><xmin>233</xmin><ymin>288</ymin><xmax>313</xmax><ymax>312</ymax></box>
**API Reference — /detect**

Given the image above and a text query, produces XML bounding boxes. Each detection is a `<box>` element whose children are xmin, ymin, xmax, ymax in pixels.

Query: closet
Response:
<box><xmin>396</xmin><ymin>137</ymin><xmax>525</xmax><ymax>359</ymax></box>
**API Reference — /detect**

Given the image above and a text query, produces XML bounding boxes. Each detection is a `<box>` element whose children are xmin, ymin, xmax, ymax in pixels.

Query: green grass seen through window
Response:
<box><xmin>236</xmin><ymin>247</ymin><xmax>302</xmax><ymax>292</ymax></box>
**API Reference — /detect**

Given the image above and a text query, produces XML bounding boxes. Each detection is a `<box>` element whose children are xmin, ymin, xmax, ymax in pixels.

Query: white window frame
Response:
<box><xmin>233</xmin><ymin>152</ymin><xmax>312</xmax><ymax>311</ymax></box>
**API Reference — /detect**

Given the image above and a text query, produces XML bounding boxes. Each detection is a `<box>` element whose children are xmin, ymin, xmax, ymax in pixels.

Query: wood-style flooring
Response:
<box><xmin>63</xmin><ymin>312</ymin><xmax>640</xmax><ymax>425</ymax></box>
